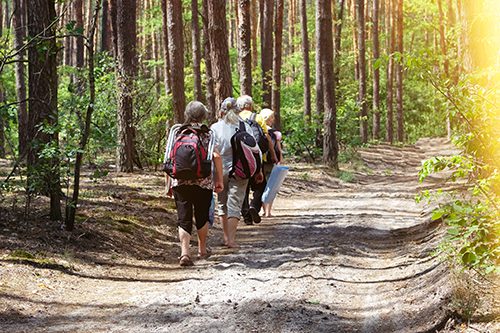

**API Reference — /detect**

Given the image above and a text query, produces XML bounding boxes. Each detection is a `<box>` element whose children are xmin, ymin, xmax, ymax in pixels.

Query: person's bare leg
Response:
<box><xmin>226</xmin><ymin>217</ymin><xmax>240</xmax><ymax>248</ymax></box>
<box><xmin>220</xmin><ymin>215</ymin><xmax>229</xmax><ymax>246</ymax></box>
<box><xmin>197</xmin><ymin>223</ymin><xmax>209</xmax><ymax>256</ymax></box>
<box><xmin>179</xmin><ymin>227</ymin><xmax>191</xmax><ymax>256</ymax></box>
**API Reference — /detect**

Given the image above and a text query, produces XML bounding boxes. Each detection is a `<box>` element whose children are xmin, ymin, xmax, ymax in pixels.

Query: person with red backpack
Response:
<box><xmin>164</xmin><ymin>101</ymin><xmax>224</xmax><ymax>266</ymax></box>
<box><xmin>210</xmin><ymin>97</ymin><xmax>263</xmax><ymax>248</ymax></box>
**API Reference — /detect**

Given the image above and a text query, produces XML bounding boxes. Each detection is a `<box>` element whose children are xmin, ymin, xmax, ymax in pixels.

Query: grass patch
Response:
<box><xmin>338</xmin><ymin>170</ymin><xmax>355</xmax><ymax>183</ymax></box>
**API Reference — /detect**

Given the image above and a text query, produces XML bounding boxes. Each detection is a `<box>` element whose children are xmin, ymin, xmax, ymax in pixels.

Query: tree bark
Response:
<box><xmin>13</xmin><ymin>0</ymin><xmax>28</xmax><ymax>156</ymax></box>
<box><xmin>100</xmin><ymin>0</ymin><xmax>112</xmax><ymax>52</ymax></box>
<box><xmin>167</xmin><ymin>0</ymin><xmax>186</xmax><ymax>123</ymax></box>
<box><xmin>109</xmin><ymin>0</ymin><xmax>118</xmax><ymax>56</ymax></box>
<box><xmin>386</xmin><ymin>0</ymin><xmax>394</xmax><ymax>143</ymax></box>
<box><xmin>372</xmin><ymin>0</ymin><xmax>381</xmax><ymax>139</ymax></box>
<box><xmin>315</xmin><ymin>0</ymin><xmax>324</xmax><ymax>147</ymax></box>
<box><xmin>395</xmin><ymin>0</ymin><xmax>404</xmax><ymax>142</ymax></box>
<box><xmin>437</xmin><ymin>0</ymin><xmax>451</xmax><ymax>138</ymax></box>
<box><xmin>207</xmin><ymin>0</ymin><xmax>233</xmax><ymax>109</ymax></box>
<box><xmin>0</xmin><ymin>3</ymin><xmax>4</xmax><ymax>157</ymax></box>
<box><xmin>27</xmin><ymin>0</ymin><xmax>62</xmax><ymax>220</ymax></box>
<box><xmin>250</xmin><ymin>0</ymin><xmax>258</xmax><ymax>69</ymax></box>
<box><xmin>238</xmin><ymin>0</ymin><xmax>252</xmax><ymax>96</ymax></box>
<box><xmin>202</xmin><ymin>0</ymin><xmax>216</xmax><ymax>119</ymax></box>
<box><xmin>74</xmin><ymin>0</ymin><xmax>85</xmax><ymax>68</ymax></box>
<box><xmin>116</xmin><ymin>0</ymin><xmax>137</xmax><ymax>172</ymax></box>
<box><xmin>271</xmin><ymin>0</ymin><xmax>284</xmax><ymax>130</ymax></box>
<box><xmin>191</xmin><ymin>0</ymin><xmax>203</xmax><ymax>102</ymax></box>
<box><xmin>357</xmin><ymin>0</ymin><xmax>368</xmax><ymax>143</ymax></box>
<box><xmin>334</xmin><ymin>0</ymin><xmax>345</xmax><ymax>94</ymax></box>
<box><xmin>299</xmin><ymin>0</ymin><xmax>311</xmax><ymax>122</ymax></box>
<box><xmin>160</xmin><ymin>0</ymin><xmax>171</xmax><ymax>95</ymax></box>
<box><xmin>260</xmin><ymin>0</ymin><xmax>273</xmax><ymax>107</ymax></box>
<box><xmin>317</xmin><ymin>0</ymin><xmax>338</xmax><ymax>168</ymax></box>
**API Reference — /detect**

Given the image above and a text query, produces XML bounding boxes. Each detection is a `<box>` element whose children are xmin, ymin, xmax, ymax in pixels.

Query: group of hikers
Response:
<box><xmin>164</xmin><ymin>95</ymin><xmax>284</xmax><ymax>267</ymax></box>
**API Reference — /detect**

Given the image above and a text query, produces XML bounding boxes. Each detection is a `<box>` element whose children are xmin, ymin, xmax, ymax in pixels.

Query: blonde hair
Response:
<box><xmin>259</xmin><ymin>108</ymin><xmax>274</xmax><ymax>121</ymax></box>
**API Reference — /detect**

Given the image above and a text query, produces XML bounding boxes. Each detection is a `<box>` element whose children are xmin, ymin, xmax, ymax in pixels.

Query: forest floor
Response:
<box><xmin>0</xmin><ymin>138</ymin><xmax>498</xmax><ymax>333</ymax></box>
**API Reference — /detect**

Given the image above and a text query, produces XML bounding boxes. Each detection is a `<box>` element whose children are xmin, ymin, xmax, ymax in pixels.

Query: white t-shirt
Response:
<box><xmin>210</xmin><ymin>118</ymin><xmax>254</xmax><ymax>176</ymax></box>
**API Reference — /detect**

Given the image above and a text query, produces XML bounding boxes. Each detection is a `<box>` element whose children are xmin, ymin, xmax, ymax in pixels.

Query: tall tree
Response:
<box><xmin>260</xmin><ymin>0</ymin><xmax>273</xmax><ymax>107</ymax></box>
<box><xmin>372</xmin><ymin>0</ymin><xmax>381</xmax><ymax>139</ymax></box>
<box><xmin>271</xmin><ymin>0</ymin><xmax>284</xmax><ymax>130</ymax></box>
<box><xmin>207</xmin><ymin>0</ymin><xmax>233</xmax><ymax>109</ymax></box>
<box><xmin>116</xmin><ymin>0</ymin><xmax>137</xmax><ymax>172</ymax></box>
<box><xmin>191</xmin><ymin>0</ymin><xmax>203</xmax><ymax>101</ymax></box>
<box><xmin>27</xmin><ymin>0</ymin><xmax>62</xmax><ymax>220</ymax></box>
<box><xmin>0</xmin><ymin>0</ymin><xmax>4</xmax><ymax>158</ymax></box>
<box><xmin>299</xmin><ymin>0</ymin><xmax>311</xmax><ymax>121</ymax></box>
<box><xmin>250</xmin><ymin>0</ymin><xmax>258</xmax><ymax>69</ymax></box>
<box><xmin>166</xmin><ymin>0</ymin><xmax>185</xmax><ymax>123</ymax></box>
<box><xmin>314</xmin><ymin>0</ymin><xmax>324</xmax><ymax>146</ymax></box>
<box><xmin>386</xmin><ymin>0</ymin><xmax>395</xmax><ymax>143</ymax></box>
<box><xmin>202</xmin><ymin>0</ymin><xmax>216</xmax><ymax>118</ymax></box>
<box><xmin>13</xmin><ymin>0</ymin><xmax>28</xmax><ymax>155</ymax></box>
<box><xmin>74</xmin><ymin>0</ymin><xmax>85</xmax><ymax>69</ymax></box>
<box><xmin>395</xmin><ymin>0</ymin><xmax>404</xmax><ymax>142</ymax></box>
<box><xmin>109</xmin><ymin>0</ymin><xmax>118</xmax><ymax>56</ymax></box>
<box><xmin>100</xmin><ymin>0</ymin><xmax>112</xmax><ymax>52</ymax></box>
<box><xmin>333</xmin><ymin>0</ymin><xmax>346</xmax><ymax>93</ymax></box>
<box><xmin>437</xmin><ymin>0</ymin><xmax>451</xmax><ymax>137</ymax></box>
<box><xmin>237</xmin><ymin>0</ymin><xmax>252</xmax><ymax>95</ymax></box>
<box><xmin>356</xmin><ymin>0</ymin><xmax>368</xmax><ymax>143</ymax></box>
<box><xmin>160</xmin><ymin>0</ymin><xmax>171</xmax><ymax>94</ymax></box>
<box><xmin>317</xmin><ymin>0</ymin><xmax>338</xmax><ymax>168</ymax></box>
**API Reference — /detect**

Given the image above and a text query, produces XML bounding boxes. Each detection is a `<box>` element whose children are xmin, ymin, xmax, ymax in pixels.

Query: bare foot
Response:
<box><xmin>226</xmin><ymin>242</ymin><xmax>240</xmax><ymax>249</ymax></box>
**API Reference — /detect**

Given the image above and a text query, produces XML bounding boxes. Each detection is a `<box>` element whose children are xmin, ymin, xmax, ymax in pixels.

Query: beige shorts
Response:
<box><xmin>216</xmin><ymin>175</ymin><xmax>249</xmax><ymax>219</ymax></box>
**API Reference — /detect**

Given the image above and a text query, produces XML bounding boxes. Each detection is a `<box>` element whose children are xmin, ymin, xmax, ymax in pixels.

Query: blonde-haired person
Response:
<box><xmin>236</xmin><ymin>95</ymin><xmax>277</xmax><ymax>225</ymax></box>
<box><xmin>210</xmin><ymin>97</ymin><xmax>262</xmax><ymax>248</ymax></box>
<box><xmin>259</xmin><ymin>108</ymin><xmax>283</xmax><ymax>217</ymax></box>
<box><xmin>168</xmin><ymin>101</ymin><xmax>224</xmax><ymax>266</ymax></box>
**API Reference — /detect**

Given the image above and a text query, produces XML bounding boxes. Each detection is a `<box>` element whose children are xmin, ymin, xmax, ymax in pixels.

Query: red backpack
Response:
<box><xmin>164</xmin><ymin>124</ymin><xmax>212</xmax><ymax>180</ymax></box>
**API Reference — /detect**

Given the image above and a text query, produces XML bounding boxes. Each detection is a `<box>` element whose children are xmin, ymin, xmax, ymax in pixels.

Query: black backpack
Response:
<box><xmin>266</xmin><ymin>128</ymin><xmax>281</xmax><ymax>164</ymax></box>
<box><xmin>163</xmin><ymin>124</ymin><xmax>212</xmax><ymax>180</ymax></box>
<box><xmin>230</xmin><ymin>121</ymin><xmax>262</xmax><ymax>179</ymax></box>
<box><xmin>245</xmin><ymin>113</ymin><xmax>269</xmax><ymax>154</ymax></box>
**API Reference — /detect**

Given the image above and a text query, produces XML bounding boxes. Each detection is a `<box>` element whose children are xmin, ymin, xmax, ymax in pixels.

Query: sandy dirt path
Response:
<box><xmin>0</xmin><ymin>138</ymin><xmax>456</xmax><ymax>332</ymax></box>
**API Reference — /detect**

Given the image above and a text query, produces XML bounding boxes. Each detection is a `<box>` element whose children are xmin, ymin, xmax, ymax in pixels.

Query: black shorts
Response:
<box><xmin>173</xmin><ymin>185</ymin><xmax>213</xmax><ymax>234</ymax></box>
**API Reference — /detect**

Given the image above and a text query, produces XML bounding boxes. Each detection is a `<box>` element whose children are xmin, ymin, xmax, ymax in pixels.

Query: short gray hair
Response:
<box><xmin>184</xmin><ymin>101</ymin><xmax>208</xmax><ymax>123</ymax></box>
<box><xmin>236</xmin><ymin>95</ymin><xmax>253</xmax><ymax>111</ymax></box>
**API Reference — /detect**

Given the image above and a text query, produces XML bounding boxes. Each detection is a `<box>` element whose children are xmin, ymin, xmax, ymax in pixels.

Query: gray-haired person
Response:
<box><xmin>167</xmin><ymin>101</ymin><xmax>224</xmax><ymax>266</ymax></box>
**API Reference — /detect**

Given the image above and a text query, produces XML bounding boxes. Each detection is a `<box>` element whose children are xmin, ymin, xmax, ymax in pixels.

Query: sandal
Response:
<box><xmin>179</xmin><ymin>255</ymin><xmax>194</xmax><ymax>267</ymax></box>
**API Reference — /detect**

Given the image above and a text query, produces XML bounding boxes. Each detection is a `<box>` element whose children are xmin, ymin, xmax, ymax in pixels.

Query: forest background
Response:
<box><xmin>0</xmin><ymin>0</ymin><xmax>498</xmax><ymax>277</ymax></box>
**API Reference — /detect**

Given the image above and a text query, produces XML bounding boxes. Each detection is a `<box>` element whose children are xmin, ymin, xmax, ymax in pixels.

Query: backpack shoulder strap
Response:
<box><xmin>250</xmin><ymin>112</ymin><xmax>257</xmax><ymax>122</ymax></box>
<box><xmin>238</xmin><ymin>121</ymin><xmax>246</xmax><ymax>132</ymax></box>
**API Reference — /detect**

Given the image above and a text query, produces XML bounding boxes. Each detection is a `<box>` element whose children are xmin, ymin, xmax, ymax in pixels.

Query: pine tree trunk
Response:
<box><xmin>27</xmin><ymin>0</ymin><xmax>62</xmax><ymax>220</ymax></box>
<box><xmin>386</xmin><ymin>0</ymin><xmax>394</xmax><ymax>143</ymax></box>
<box><xmin>272</xmin><ymin>0</ymin><xmax>284</xmax><ymax>130</ymax></box>
<box><xmin>13</xmin><ymin>0</ymin><xmax>28</xmax><ymax>156</ymax></box>
<box><xmin>372</xmin><ymin>0</ymin><xmax>381</xmax><ymax>139</ymax></box>
<box><xmin>315</xmin><ymin>0</ymin><xmax>324</xmax><ymax>146</ymax></box>
<box><xmin>437</xmin><ymin>0</ymin><xmax>451</xmax><ymax>138</ymax></box>
<box><xmin>238</xmin><ymin>0</ymin><xmax>252</xmax><ymax>96</ymax></box>
<box><xmin>192</xmin><ymin>0</ymin><xmax>203</xmax><ymax>101</ymax></box>
<box><xmin>202</xmin><ymin>0</ymin><xmax>216</xmax><ymax>119</ymax></box>
<box><xmin>100</xmin><ymin>0</ymin><xmax>111</xmax><ymax>52</ymax></box>
<box><xmin>116</xmin><ymin>0</ymin><xmax>137</xmax><ymax>172</ymax></box>
<box><xmin>251</xmin><ymin>0</ymin><xmax>258</xmax><ymax>69</ymax></box>
<box><xmin>356</xmin><ymin>0</ymin><xmax>368</xmax><ymax>143</ymax></box>
<box><xmin>288</xmin><ymin>0</ymin><xmax>296</xmax><ymax>56</ymax></box>
<box><xmin>317</xmin><ymin>0</ymin><xmax>338</xmax><ymax>168</ymax></box>
<box><xmin>0</xmin><ymin>1</ymin><xmax>4</xmax><ymax>158</ymax></box>
<box><xmin>334</xmin><ymin>0</ymin><xmax>345</xmax><ymax>95</ymax></box>
<box><xmin>260</xmin><ymin>0</ymin><xmax>273</xmax><ymax>107</ymax></box>
<box><xmin>75</xmin><ymin>0</ymin><xmax>85</xmax><ymax>68</ymax></box>
<box><xmin>109</xmin><ymin>0</ymin><xmax>118</xmax><ymax>57</ymax></box>
<box><xmin>299</xmin><ymin>0</ymin><xmax>311</xmax><ymax>122</ymax></box>
<box><xmin>395</xmin><ymin>0</ymin><xmax>404</xmax><ymax>142</ymax></box>
<box><xmin>160</xmin><ymin>0</ymin><xmax>171</xmax><ymax>95</ymax></box>
<box><xmin>167</xmin><ymin>0</ymin><xmax>186</xmax><ymax>123</ymax></box>
<box><xmin>207</xmin><ymin>0</ymin><xmax>233</xmax><ymax>109</ymax></box>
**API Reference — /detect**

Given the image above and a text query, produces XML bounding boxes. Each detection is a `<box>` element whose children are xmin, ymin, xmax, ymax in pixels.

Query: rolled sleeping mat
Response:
<box><xmin>262</xmin><ymin>165</ymin><xmax>289</xmax><ymax>204</ymax></box>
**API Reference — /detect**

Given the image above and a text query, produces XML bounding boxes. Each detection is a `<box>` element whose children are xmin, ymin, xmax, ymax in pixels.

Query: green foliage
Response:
<box><xmin>418</xmin><ymin>76</ymin><xmax>499</xmax><ymax>275</ymax></box>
